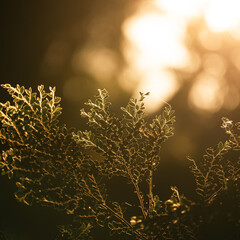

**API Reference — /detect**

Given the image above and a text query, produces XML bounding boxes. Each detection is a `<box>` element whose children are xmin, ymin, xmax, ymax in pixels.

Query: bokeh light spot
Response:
<box><xmin>203</xmin><ymin>54</ymin><xmax>227</xmax><ymax>77</ymax></box>
<box><xmin>198</xmin><ymin>29</ymin><xmax>222</xmax><ymax>51</ymax></box>
<box><xmin>72</xmin><ymin>47</ymin><xmax>119</xmax><ymax>82</ymax></box>
<box><xmin>223</xmin><ymin>87</ymin><xmax>240</xmax><ymax>110</ymax></box>
<box><xmin>230</xmin><ymin>48</ymin><xmax>240</xmax><ymax>71</ymax></box>
<box><xmin>189</xmin><ymin>73</ymin><xmax>224</xmax><ymax>112</ymax></box>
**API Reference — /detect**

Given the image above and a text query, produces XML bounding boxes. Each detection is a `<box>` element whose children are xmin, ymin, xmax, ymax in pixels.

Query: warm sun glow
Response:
<box><xmin>205</xmin><ymin>0</ymin><xmax>240</xmax><ymax>32</ymax></box>
<box><xmin>122</xmin><ymin>8</ymin><xmax>189</xmax><ymax>112</ymax></box>
<box><xmin>121</xmin><ymin>0</ymin><xmax>240</xmax><ymax>112</ymax></box>
<box><xmin>123</xmin><ymin>13</ymin><xmax>188</xmax><ymax>69</ymax></box>
<box><xmin>134</xmin><ymin>71</ymin><xmax>179</xmax><ymax>113</ymax></box>
<box><xmin>155</xmin><ymin>0</ymin><xmax>206</xmax><ymax>18</ymax></box>
<box><xmin>156</xmin><ymin>0</ymin><xmax>240</xmax><ymax>32</ymax></box>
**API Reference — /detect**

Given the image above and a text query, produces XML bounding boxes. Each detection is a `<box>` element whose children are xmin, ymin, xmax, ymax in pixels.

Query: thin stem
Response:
<box><xmin>102</xmin><ymin>204</ymin><xmax>148</xmax><ymax>240</ymax></box>
<box><xmin>127</xmin><ymin>168</ymin><xmax>147</xmax><ymax>219</ymax></box>
<box><xmin>148</xmin><ymin>169</ymin><xmax>153</xmax><ymax>215</ymax></box>
<box><xmin>230</xmin><ymin>131</ymin><xmax>239</xmax><ymax>148</ymax></box>
<box><xmin>76</xmin><ymin>173</ymin><xmax>147</xmax><ymax>240</ymax></box>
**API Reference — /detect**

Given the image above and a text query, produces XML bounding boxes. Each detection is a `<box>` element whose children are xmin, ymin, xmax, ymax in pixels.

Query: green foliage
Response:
<box><xmin>0</xmin><ymin>84</ymin><xmax>239</xmax><ymax>240</ymax></box>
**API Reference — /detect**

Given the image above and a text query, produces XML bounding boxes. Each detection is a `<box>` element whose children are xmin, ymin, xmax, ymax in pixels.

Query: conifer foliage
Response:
<box><xmin>0</xmin><ymin>84</ymin><xmax>239</xmax><ymax>239</ymax></box>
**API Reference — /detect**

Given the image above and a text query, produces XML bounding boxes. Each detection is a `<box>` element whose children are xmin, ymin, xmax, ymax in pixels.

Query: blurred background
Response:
<box><xmin>0</xmin><ymin>0</ymin><xmax>239</xmax><ymax>239</ymax></box>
